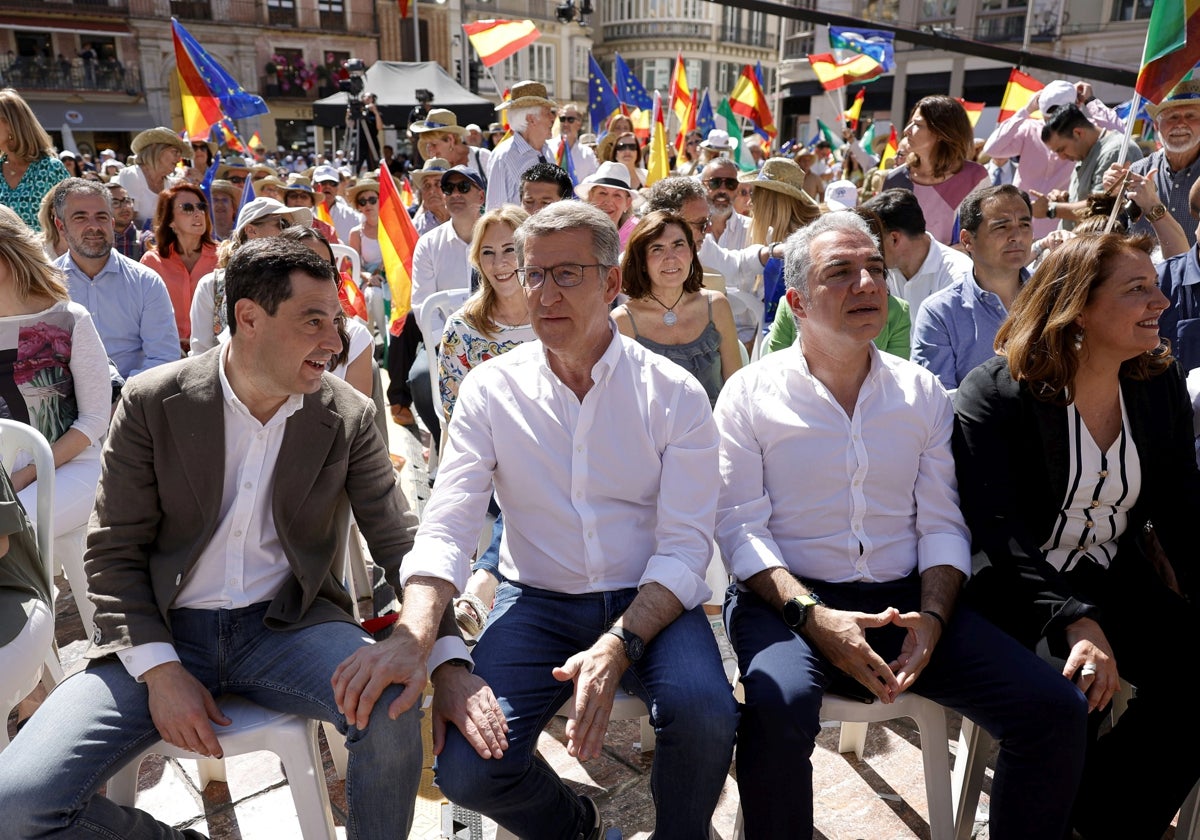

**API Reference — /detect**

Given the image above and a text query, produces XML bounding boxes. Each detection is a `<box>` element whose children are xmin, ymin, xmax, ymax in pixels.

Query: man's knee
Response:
<box><xmin>435</xmin><ymin>728</ymin><xmax>525</xmax><ymax>810</ymax></box>
<box><xmin>652</xmin><ymin>683</ymin><xmax>739</xmax><ymax>747</ymax></box>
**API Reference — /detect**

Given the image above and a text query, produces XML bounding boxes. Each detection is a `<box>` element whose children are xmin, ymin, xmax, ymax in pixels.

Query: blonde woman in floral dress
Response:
<box><xmin>437</xmin><ymin>205</ymin><xmax>531</xmax><ymax>635</ymax></box>
<box><xmin>0</xmin><ymin>204</ymin><xmax>109</xmax><ymax>544</ymax></box>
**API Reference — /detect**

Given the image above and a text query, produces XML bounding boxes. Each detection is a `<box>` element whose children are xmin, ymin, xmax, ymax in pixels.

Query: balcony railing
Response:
<box><xmin>602</xmin><ymin>20</ymin><xmax>714</xmax><ymax>41</ymax></box>
<box><xmin>719</xmin><ymin>25</ymin><xmax>777</xmax><ymax>50</ymax></box>
<box><xmin>0</xmin><ymin>0</ymin><xmax>129</xmax><ymax>11</ymax></box>
<box><xmin>0</xmin><ymin>56</ymin><xmax>143</xmax><ymax>94</ymax></box>
<box><xmin>969</xmin><ymin>13</ymin><xmax>1026</xmax><ymax>42</ymax></box>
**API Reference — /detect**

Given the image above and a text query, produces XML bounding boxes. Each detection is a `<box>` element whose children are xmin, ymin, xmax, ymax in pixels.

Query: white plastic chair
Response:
<box><xmin>106</xmin><ymin>695</ymin><xmax>337</xmax><ymax>840</ymax></box>
<box><xmin>0</xmin><ymin>420</ymin><xmax>61</xmax><ymax>752</ymax></box>
<box><xmin>731</xmin><ymin>691</ymin><xmax>958</xmax><ymax>840</ymax></box>
<box><xmin>330</xmin><ymin>243</ymin><xmax>362</xmax><ymax>294</ymax></box>
<box><xmin>415</xmin><ymin>288</ymin><xmax>471</xmax><ymax>474</ymax></box>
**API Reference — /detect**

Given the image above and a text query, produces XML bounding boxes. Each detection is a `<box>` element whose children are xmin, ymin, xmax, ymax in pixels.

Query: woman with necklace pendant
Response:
<box><xmin>140</xmin><ymin>183</ymin><xmax>218</xmax><ymax>355</ymax></box>
<box><xmin>614</xmin><ymin>210</ymin><xmax>742</xmax><ymax>407</ymax></box>
<box><xmin>0</xmin><ymin>89</ymin><xmax>70</xmax><ymax>232</ymax></box>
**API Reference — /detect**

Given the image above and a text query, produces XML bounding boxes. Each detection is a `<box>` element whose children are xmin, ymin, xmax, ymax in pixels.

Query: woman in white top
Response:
<box><xmin>347</xmin><ymin>178</ymin><xmax>388</xmax><ymax>345</ymax></box>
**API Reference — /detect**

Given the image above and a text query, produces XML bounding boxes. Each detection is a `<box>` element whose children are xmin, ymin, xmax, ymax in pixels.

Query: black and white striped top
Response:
<box><xmin>1040</xmin><ymin>394</ymin><xmax>1142</xmax><ymax>573</ymax></box>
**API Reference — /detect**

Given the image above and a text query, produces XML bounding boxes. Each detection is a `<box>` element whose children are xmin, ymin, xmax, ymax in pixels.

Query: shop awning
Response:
<box><xmin>29</xmin><ymin>100</ymin><xmax>157</xmax><ymax>133</ymax></box>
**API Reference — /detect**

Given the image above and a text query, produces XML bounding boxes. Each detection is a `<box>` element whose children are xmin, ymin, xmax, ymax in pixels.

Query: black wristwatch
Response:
<box><xmin>605</xmin><ymin>626</ymin><xmax>645</xmax><ymax>663</ymax></box>
<box><xmin>782</xmin><ymin>593</ymin><xmax>822</xmax><ymax>631</ymax></box>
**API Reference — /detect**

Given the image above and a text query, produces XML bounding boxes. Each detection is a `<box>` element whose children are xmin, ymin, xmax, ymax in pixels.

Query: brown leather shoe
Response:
<box><xmin>390</xmin><ymin>404</ymin><xmax>415</xmax><ymax>425</ymax></box>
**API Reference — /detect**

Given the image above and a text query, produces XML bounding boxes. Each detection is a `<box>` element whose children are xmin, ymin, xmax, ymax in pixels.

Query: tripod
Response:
<box><xmin>346</xmin><ymin>96</ymin><xmax>380</xmax><ymax>175</ymax></box>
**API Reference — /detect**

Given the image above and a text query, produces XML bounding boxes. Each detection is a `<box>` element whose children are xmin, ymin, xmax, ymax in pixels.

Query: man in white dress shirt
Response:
<box><xmin>554</xmin><ymin>102</ymin><xmax>599</xmax><ymax>182</ymax></box>
<box><xmin>713</xmin><ymin>211</ymin><xmax>1087</xmax><ymax>837</ymax></box>
<box><xmin>486</xmin><ymin>80</ymin><xmax>557</xmax><ymax>210</ymax></box>
<box><xmin>371</xmin><ymin>202</ymin><xmax>738</xmax><ymax>839</ymax></box>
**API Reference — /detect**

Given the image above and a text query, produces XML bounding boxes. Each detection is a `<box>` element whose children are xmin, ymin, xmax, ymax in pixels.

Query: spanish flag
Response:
<box><xmin>998</xmin><ymin>69</ymin><xmax>1044</xmax><ymax>123</ymax></box>
<box><xmin>729</xmin><ymin>64</ymin><xmax>777</xmax><ymax>140</ymax></box>
<box><xmin>248</xmin><ymin>131</ymin><xmax>263</xmax><ymax>150</ymax></box>
<box><xmin>399</xmin><ymin>175</ymin><xmax>416</xmax><ymax>208</ymax></box>
<box><xmin>956</xmin><ymin>99</ymin><xmax>985</xmax><ymax>128</ymax></box>
<box><xmin>172</xmin><ymin>22</ymin><xmax>225</xmax><ymax>140</ymax></box>
<box><xmin>843</xmin><ymin>88</ymin><xmax>866</xmax><ymax>131</ymax></box>
<box><xmin>316</xmin><ymin>200</ymin><xmax>334</xmax><ymax>228</ymax></box>
<box><xmin>1136</xmin><ymin>0</ymin><xmax>1200</xmax><ymax>103</ymax></box>
<box><xmin>669</xmin><ymin>53</ymin><xmax>692</xmax><ymax>137</ymax></box>
<box><xmin>218</xmin><ymin>119</ymin><xmax>246</xmax><ymax>153</ymax></box>
<box><xmin>807</xmin><ymin>53</ymin><xmax>883</xmax><ymax>92</ymax></box>
<box><xmin>378</xmin><ymin>173</ymin><xmax>421</xmax><ymax>337</ymax></box>
<box><xmin>463</xmin><ymin>20</ymin><xmax>541</xmax><ymax>68</ymax></box>
<box><xmin>881</xmin><ymin>124</ymin><xmax>899</xmax><ymax>167</ymax></box>
<box><xmin>646</xmin><ymin>91</ymin><xmax>670</xmax><ymax>187</ymax></box>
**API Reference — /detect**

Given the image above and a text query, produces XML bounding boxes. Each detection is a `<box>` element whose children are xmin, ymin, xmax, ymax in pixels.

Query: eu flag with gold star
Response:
<box><xmin>588</xmin><ymin>53</ymin><xmax>622</xmax><ymax>135</ymax></box>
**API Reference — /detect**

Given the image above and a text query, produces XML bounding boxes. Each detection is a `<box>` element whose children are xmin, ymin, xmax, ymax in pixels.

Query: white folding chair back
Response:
<box><xmin>0</xmin><ymin>420</ymin><xmax>61</xmax><ymax>752</ymax></box>
<box><xmin>415</xmin><ymin>288</ymin><xmax>471</xmax><ymax>473</ymax></box>
<box><xmin>330</xmin><ymin>243</ymin><xmax>362</xmax><ymax>296</ymax></box>
<box><xmin>724</xmin><ymin>288</ymin><xmax>765</xmax><ymax>361</ymax></box>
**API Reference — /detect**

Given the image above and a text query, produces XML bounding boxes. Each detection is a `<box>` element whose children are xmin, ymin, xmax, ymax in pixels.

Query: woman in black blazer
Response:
<box><xmin>953</xmin><ymin>232</ymin><xmax>1200</xmax><ymax>840</ymax></box>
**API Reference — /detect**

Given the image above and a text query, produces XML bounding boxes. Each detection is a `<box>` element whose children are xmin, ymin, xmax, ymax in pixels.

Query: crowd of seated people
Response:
<box><xmin>4</xmin><ymin>77</ymin><xmax>1200</xmax><ymax>840</ymax></box>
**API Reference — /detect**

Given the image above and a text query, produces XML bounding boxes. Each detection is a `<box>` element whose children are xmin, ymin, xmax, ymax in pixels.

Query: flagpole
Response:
<box><xmin>774</xmin><ymin>19</ymin><xmax>786</xmax><ymax>144</ymax></box>
<box><xmin>1104</xmin><ymin>90</ymin><xmax>1141</xmax><ymax>234</ymax></box>
<box><xmin>411</xmin><ymin>1</ymin><xmax>422</xmax><ymax>62</ymax></box>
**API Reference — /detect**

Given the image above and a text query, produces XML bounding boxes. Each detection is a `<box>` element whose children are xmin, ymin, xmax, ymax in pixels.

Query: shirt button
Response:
<box><xmin>1077</xmin><ymin>544</ymin><xmax>1087</xmax><ymax>551</ymax></box>
<box><xmin>1098</xmin><ymin>470</ymin><xmax>1108</xmax><ymax>477</ymax></box>
<box><xmin>1085</xmin><ymin>521</ymin><xmax>1094</xmax><ymax>528</ymax></box>
<box><xmin>575</xmin><ymin>491</ymin><xmax>582</xmax><ymax>499</ymax></box>
<box><xmin>230</xmin><ymin>578</ymin><xmax>239</xmax><ymax>585</ymax></box>
<box><xmin>1090</xmin><ymin>500</ymin><xmax>1100</xmax><ymax>508</ymax></box>
<box><xmin>234</xmin><ymin>530</ymin><xmax>242</xmax><ymax>537</ymax></box>
<box><xmin>587</xmin><ymin>531</ymin><xmax>594</xmax><ymax>538</ymax></box>
<box><xmin>244</xmin><ymin>482</ymin><xmax>252</xmax><ymax>489</ymax></box>
<box><xmin>577</xmin><ymin>446</ymin><xmax>584</xmax><ymax>453</ymax></box>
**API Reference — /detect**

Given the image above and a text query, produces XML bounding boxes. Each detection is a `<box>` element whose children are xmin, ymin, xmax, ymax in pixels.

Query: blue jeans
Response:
<box><xmin>436</xmin><ymin>583</ymin><xmax>738</xmax><ymax>840</ymax></box>
<box><xmin>472</xmin><ymin>511</ymin><xmax>504</xmax><ymax>580</ymax></box>
<box><xmin>725</xmin><ymin>578</ymin><xmax>1089</xmax><ymax>840</ymax></box>
<box><xmin>0</xmin><ymin>603</ymin><xmax>423</xmax><ymax>840</ymax></box>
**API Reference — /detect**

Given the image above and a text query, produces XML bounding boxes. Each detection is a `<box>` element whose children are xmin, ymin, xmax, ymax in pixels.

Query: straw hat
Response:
<box><xmin>410</xmin><ymin>157</ymin><xmax>451</xmax><ymax>189</ymax></box>
<box><xmin>739</xmin><ymin>158</ymin><xmax>817</xmax><ymax>205</ymax></box>
<box><xmin>250</xmin><ymin>164</ymin><xmax>278</xmax><ymax>181</ymax></box>
<box><xmin>496</xmin><ymin>80</ymin><xmax>557</xmax><ymax>111</ymax></box>
<box><xmin>410</xmin><ymin>108</ymin><xmax>467</xmax><ymax>136</ymax></box>
<box><xmin>234</xmin><ymin>197</ymin><xmax>313</xmax><ymax>232</ymax></box>
<box><xmin>255</xmin><ymin>175</ymin><xmax>288</xmax><ymax>193</ymax></box>
<box><xmin>285</xmin><ymin>174</ymin><xmax>314</xmax><ymax>189</ymax></box>
<box><xmin>1148</xmin><ymin>80</ymin><xmax>1200</xmax><ymax>119</ymax></box>
<box><xmin>131</xmin><ymin>127</ymin><xmax>189</xmax><ymax>157</ymax></box>
<box><xmin>347</xmin><ymin>178</ymin><xmax>383</xmax><ymax>205</ymax></box>
<box><xmin>216</xmin><ymin>156</ymin><xmax>251</xmax><ymax>180</ymax></box>
<box><xmin>209</xmin><ymin>179</ymin><xmax>241</xmax><ymax>202</ymax></box>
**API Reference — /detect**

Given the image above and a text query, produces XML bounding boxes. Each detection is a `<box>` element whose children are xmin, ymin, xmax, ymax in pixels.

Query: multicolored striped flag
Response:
<box><xmin>729</xmin><ymin>64</ymin><xmax>777</xmax><ymax>140</ymax></box>
<box><xmin>248</xmin><ymin>131</ymin><xmax>263</xmax><ymax>150</ymax></box>
<box><xmin>881</xmin><ymin>124</ymin><xmax>900</xmax><ymax>166</ymax></box>
<box><xmin>956</xmin><ymin>99</ymin><xmax>985</xmax><ymax>128</ymax></box>
<box><xmin>1136</xmin><ymin>0</ymin><xmax>1200</xmax><ymax>103</ymax></box>
<box><xmin>646</xmin><ymin>91</ymin><xmax>670</xmax><ymax>187</ymax></box>
<box><xmin>716</xmin><ymin>97</ymin><xmax>753</xmax><ymax>172</ymax></box>
<box><xmin>998</xmin><ymin>69</ymin><xmax>1044</xmax><ymax>122</ymax></box>
<box><xmin>377</xmin><ymin>172</ymin><xmax>421</xmax><ymax>337</ymax></box>
<box><xmin>218</xmin><ymin>119</ymin><xmax>246</xmax><ymax>153</ymax></box>
<box><xmin>171</xmin><ymin>18</ymin><xmax>267</xmax><ymax>140</ymax></box>
<box><xmin>316</xmin><ymin>199</ymin><xmax>334</xmax><ymax>228</ymax></box>
<box><xmin>807</xmin><ymin>53</ymin><xmax>884</xmax><ymax>92</ymax></box>
<box><xmin>463</xmin><ymin>20</ymin><xmax>541</xmax><ymax>68</ymax></box>
<box><xmin>399</xmin><ymin>175</ymin><xmax>416</xmax><ymax>208</ymax></box>
<box><xmin>555</xmin><ymin>136</ymin><xmax>578</xmax><ymax>186</ymax></box>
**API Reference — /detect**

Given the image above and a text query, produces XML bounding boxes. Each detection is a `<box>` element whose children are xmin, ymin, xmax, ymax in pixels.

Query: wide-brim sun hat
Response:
<box><xmin>255</xmin><ymin>175</ymin><xmax>288</xmax><ymax>193</ymax></box>
<box><xmin>411</xmin><ymin>108</ymin><xmax>467</xmax><ymax>136</ymax></box>
<box><xmin>496</xmin><ymin>80</ymin><xmax>557</xmax><ymax>112</ymax></box>
<box><xmin>410</xmin><ymin>157</ymin><xmax>451</xmax><ymax>189</ymax></box>
<box><xmin>574</xmin><ymin>160</ymin><xmax>635</xmax><ymax>200</ymax></box>
<box><xmin>1148</xmin><ymin>80</ymin><xmax>1200</xmax><ymax>119</ymax></box>
<box><xmin>347</xmin><ymin>178</ymin><xmax>384</xmax><ymax>205</ymax></box>
<box><xmin>739</xmin><ymin>157</ymin><xmax>818</xmax><ymax>206</ymax></box>
<box><xmin>235</xmin><ymin>197</ymin><xmax>314</xmax><ymax>232</ymax></box>
<box><xmin>131</xmin><ymin>127</ymin><xmax>190</xmax><ymax>157</ymax></box>
<box><xmin>209</xmin><ymin>179</ymin><xmax>242</xmax><ymax>201</ymax></box>
<box><xmin>216</xmin><ymin>156</ymin><xmax>251</xmax><ymax>180</ymax></box>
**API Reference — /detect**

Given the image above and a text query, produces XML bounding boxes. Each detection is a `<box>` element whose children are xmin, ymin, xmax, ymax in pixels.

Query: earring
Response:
<box><xmin>1073</xmin><ymin>330</ymin><xmax>1084</xmax><ymax>351</ymax></box>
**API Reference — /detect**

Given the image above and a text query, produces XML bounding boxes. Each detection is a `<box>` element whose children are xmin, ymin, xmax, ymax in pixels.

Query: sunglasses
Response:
<box><xmin>356</xmin><ymin>195</ymin><xmax>379</xmax><ymax>206</ymax></box>
<box><xmin>191</xmin><ymin>145</ymin><xmax>209</xmax><ymax>152</ymax></box>
<box><xmin>560</xmin><ymin>115</ymin><xmax>580</xmax><ymax>123</ymax></box>
<box><xmin>227</xmin><ymin>175</ymin><xmax>247</xmax><ymax>184</ymax></box>
<box><xmin>175</xmin><ymin>201</ymin><xmax>208</xmax><ymax>215</ymax></box>
<box><xmin>615</xmin><ymin>142</ymin><xmax>639</xmax><ymax>152</ymax></box>
<box><xmin>441</xmin><ymin>180</ymin><xmax>476</xmax><ymax>195</ymax></box>
<box><xmin>706</xmin><ymin>177</ymin><xmax>740</xmax><ymax>191</ymax></box>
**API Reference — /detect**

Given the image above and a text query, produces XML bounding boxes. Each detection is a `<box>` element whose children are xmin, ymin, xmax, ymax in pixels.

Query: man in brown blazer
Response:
<box><xmin>0</xmin><ymin>239</ymin><xmax>502</xmax><ymax>840</ymax></box>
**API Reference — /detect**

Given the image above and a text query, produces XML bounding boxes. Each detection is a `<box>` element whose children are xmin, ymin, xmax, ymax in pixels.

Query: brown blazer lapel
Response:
<box><xmin>163</xmin><ymin>352</ymin><xmax>226</xmax><ymax>523</ymax></box>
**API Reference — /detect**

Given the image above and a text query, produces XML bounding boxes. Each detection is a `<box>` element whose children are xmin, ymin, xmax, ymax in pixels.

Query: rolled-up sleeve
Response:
<box><xmin>913</xmin><ymin>386</ymin><xmax>972</xmax><ymax>578</ymax></box>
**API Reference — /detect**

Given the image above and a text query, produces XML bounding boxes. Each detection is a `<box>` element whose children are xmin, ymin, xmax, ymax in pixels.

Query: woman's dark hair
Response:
<box><xmin>620</xmin><ymin>210</ymin><xmax>704</xmax><ymax>299</ymax></box>
<box><xmin>152</xmin><ymin>183</ymin><xmax>215</xmax><ymax>259</ymax></box>
<box><xmin>905</xmin><ymin>95</ymin><xmax>974</xmax><ymax>179</ymax></box>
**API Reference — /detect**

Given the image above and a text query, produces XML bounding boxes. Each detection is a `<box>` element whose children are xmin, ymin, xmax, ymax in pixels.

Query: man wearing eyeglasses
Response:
<box><xmin>105</xmin><ymin>182</ymin><xmax>143</xmax><ymax>261</ymax></box>
<box><xmin>555</xmin><ymin>103</ymin><xmax>598</xmax><ymax>182</ymax></box>
<box><xmin>364</xmin><ymin>201</ymin><xmax>739</xmax><ymax>839</ymax></box>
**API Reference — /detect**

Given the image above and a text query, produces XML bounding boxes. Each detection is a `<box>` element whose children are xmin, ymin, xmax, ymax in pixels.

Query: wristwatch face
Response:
<box><xmin>783</xmin><ymin>595</ymin><xmax>817</xmax><ymax>629</ymax></box>
<box><xmin>1146</xmin><ymin>203</ymin><xmax>1168</xmax><ymax>222</ymax></box>
<box><xmin>624</xmin><ymin>633</ymin><xmax>645</xmax><ymax>662</ymax></box>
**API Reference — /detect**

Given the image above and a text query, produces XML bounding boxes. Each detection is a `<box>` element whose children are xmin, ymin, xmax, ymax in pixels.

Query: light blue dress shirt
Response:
<box><xmin>55</xmin><ymin>250</ymin><xmax>181</xmax><ymax>378</ymax></box>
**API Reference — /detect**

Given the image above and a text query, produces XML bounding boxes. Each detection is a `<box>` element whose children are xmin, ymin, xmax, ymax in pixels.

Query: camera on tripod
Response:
<box><xmin>339</xmin><ymin>58</ymin><xmax>369</xmax><ymax>117</ymax></box>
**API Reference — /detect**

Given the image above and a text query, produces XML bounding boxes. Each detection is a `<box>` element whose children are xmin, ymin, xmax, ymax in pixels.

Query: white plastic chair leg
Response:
<box><xmin>323</xmin><ymin>721</ymin><xmax>349</xmax><ymax>779</ymax></box>
<box><xmin>837</xmin><ymin>721</ymin><xmax>868</xmax><ymax>759</ymax></box>
<box><xmin>908</xmin><ymin>699</ymin><xmax>955</xmax><ymax>840</ymax></box>
<box><xmin>951</xmin><ymin>718</ymin><xmax>989</xmax><ymax>840</ymax></box>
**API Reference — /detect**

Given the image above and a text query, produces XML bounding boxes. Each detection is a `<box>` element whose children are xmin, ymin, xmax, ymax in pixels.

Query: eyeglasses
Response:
<box><xmin>615</xmin><ymin>142</ymin><xmax>639</xmax><ymax>152</ymax></box>
<box><xmin>356</xmin><ymin>195</ymin><xmax>378</xmax><ymax>206</ymax></box>
<box><xmin>441</xmin><ymin>180</ymin><xmax>476</xmax><ymax>195</ymax></box>
<box><xmin>560</xmin><ymin>115</ymin><xmax>580</xmax><ymax>123</ymax></box>
<box><xmin>111</xmin><ymin>197</ymin><xmax>135</xmax><ymax>207</ymax></box>
<box><xmin>706</xmin><ymin>177</ymin><xmax>739</xmax><ymax>191</ymax></box>
<box><xmin>227</xmin><ymin>175</ymin><xmax>247</xmax><ymax>184</ymax></box>
<box><xmin>687</xmin><ymin>217</ymin><xmax>711</xmax><ymax>233</ymax></box>
<box><xmin>515</xmin><ymin>263</ymin><xmax>605</xmax><ymax>290</ymax></box>
<box><xmin>176</xmin><ymin>201</ymin><xmax>208</xmax><ymax>215</ymax></box>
